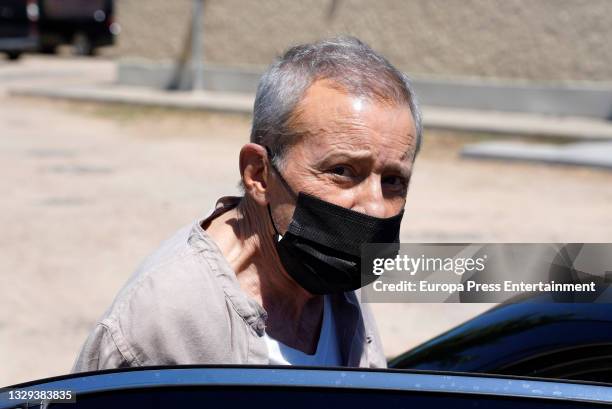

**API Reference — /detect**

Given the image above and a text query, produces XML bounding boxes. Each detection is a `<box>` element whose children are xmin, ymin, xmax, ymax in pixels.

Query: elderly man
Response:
<box><xmin>73</xmin><ymin>36</ymin><xmax>421</xmax><ymax>370</ymax></box>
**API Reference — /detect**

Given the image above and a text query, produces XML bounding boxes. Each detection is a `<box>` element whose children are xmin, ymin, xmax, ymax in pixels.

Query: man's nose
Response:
<box><xmin>351</xmin><ymin>176</ymin><xmax>386</xmax><ymax>218</ymax></box>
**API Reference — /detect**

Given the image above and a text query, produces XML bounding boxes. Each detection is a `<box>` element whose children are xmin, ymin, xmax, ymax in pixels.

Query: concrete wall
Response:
<box><xmin>104</xmin><ymin>0</ymin><xmax>612</xmax><ymax>82</ymax></box>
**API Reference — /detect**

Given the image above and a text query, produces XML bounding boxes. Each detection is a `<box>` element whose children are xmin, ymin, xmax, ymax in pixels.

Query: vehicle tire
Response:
<box><xmin>7</xmin><ymin>52</ymin><xmax>21</xmax><ymax>61</ymax></box>
<box><xmin>73</xmin><ymin>32</ymin><xmax>94</xmax><ymax>56</ymax></box>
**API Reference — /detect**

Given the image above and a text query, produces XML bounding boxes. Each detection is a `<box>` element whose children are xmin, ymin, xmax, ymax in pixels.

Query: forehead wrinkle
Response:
<box><xmin>286</xmin><ymin>81</ymin><xmax>417</xmax><ymax>161</ymax></box>
<box><xmin>324</xmin><ymin>106</ymin><xmax>414</xmax><ymax>150</ymax></box>
<box><xmin>308</xmin><ymin>126</ymin><xmax>415</xmax><ymax>161</ymax></box>
<box><xmin>318</xmin><ymin>148</ymin><xmax>373</xmax><ymax>161</ymax></box>
<box><xmin>293</xmin><ymin>113</ymin><xmax>375</xmax><ymax>151</ymax></box>
<box><xmin>288</xmin><ymin>82</ymin><xmax>374</xmax><ymax>133</ymax></box>
<box><xmin>295</xmin><ymin>107</ymin><xmax>371</xmax><ymax>139</ymax></box>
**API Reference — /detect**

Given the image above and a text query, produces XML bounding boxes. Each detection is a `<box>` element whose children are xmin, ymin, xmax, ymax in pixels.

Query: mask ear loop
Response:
<box><xmin>264</xmin><ymin>146</ymin><xmax>296</xmax><ymax>241</ymax></box>
<box><xmin>264</xmin><ymin>146</ymin><xmax>298</xmax><ymax>199</ymax></box>
<box><xmin>267</xmin><ymin>204</ymin><xmax>283</xmax><ymax>241</ymax></box>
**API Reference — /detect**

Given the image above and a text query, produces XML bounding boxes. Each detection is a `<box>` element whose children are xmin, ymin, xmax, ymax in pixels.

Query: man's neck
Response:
<box><xmin>205</xmin><ymin>196</ymin><xmax>318</xmax><ymax>323</ymax></box>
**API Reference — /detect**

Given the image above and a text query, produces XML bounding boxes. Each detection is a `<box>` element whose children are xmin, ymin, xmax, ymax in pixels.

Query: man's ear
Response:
<box><xmin>239</xmin><ymin>143</ymin><xmax>269</xmax><ymax>206</ymax></box>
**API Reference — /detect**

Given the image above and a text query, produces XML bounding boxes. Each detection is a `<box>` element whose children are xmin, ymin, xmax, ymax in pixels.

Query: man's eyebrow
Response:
<box><xmin>384</xmin><ymin>161</ymin><xmax>413</xmax><ymax>178</ymax></box>
<box><xmin>314</xmin><ymin>149</ymin><xmax>375</xmax><ymax>165</ymax></box>
<box><xmin>313</xmin><ymin>149</ymin><xmax>413</xmax><ymax>175</ymax></box>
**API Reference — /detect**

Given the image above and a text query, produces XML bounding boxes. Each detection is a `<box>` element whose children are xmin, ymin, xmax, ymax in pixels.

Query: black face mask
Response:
<box><xmin>266</xmin><ymin>150</ymin><xmax>404</xmax><ymax>295</ymax></box>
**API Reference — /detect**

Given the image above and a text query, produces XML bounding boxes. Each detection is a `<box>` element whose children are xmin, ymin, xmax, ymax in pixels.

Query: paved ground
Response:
<box><xmin>2</xmin><ymin>56</ymin><xmax>612</xmax><ymax>386</ymax></box>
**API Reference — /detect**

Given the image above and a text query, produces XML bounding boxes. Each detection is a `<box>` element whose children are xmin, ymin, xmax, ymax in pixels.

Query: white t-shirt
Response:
<box><xmin>263</xmin><ymin>295</ymin><xmax>342</xmax><ymax>366</ymax></box>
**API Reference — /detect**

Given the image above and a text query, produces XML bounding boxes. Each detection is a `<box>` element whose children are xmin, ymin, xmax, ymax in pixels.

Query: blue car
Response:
<box><xmin>3</xmin><ymin>297</ymin><xmax>612</xmax><ymax>408</ymax></box>
<box><xmin>389</xmin><ymin>300</ymin><xmax>612</xmax><ymax>383</ymax></box>
<box><xmin>1</xmin><ymin>366</ymin><xmax>611</xmax><ymax>408</ymax></box>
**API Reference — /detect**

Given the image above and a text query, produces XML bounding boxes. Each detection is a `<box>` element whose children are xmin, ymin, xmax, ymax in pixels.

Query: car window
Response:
<box><xmin>499</xmin><ymin>344</ymin><xmax>612</xmax><ymax>384</ymax></box>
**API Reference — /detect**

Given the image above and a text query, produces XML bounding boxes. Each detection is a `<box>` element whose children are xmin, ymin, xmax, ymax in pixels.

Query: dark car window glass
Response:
<box><xmin>46</xmin><ymin>386</ymin><xmax>606</xmax><ymax>409</ymax></box>
<box><xmin>499</xmin><ymin>344</ymin><xmax>612</xmax><ymax>384</ymax></box>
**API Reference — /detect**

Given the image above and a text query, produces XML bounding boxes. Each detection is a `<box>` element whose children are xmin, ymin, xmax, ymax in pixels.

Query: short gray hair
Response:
<box><xmin>250</xmin><ymin>36</ymin><xmax>422</xmax><ymax>169</ymax></box>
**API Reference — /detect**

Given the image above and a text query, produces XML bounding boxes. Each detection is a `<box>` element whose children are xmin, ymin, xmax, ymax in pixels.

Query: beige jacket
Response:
<box><xmin>72</xmin><ymin>197</ymin><xmax>387</xmax><ymax>372</ymax></box>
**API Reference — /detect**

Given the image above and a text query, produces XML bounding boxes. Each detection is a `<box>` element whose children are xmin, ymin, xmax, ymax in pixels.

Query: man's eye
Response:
<box><xmin>382</xmin><ymin>175</ymin><xmax>408</xmax><ymax>187</ymax></box>
<box><xmin>329</xmin><ymin>166</ymin><xmax>353</xmax><ymax>177</ymax></box>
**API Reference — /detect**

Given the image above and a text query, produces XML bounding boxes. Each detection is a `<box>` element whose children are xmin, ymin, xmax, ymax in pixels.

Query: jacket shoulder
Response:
<box><xmin>97</xmin><ymin>225</ymin><xmax>236</xmax><ymax>366</ymax></box>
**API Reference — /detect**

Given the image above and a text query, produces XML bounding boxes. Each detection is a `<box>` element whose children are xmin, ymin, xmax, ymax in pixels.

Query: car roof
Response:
<box><xmin>1</xmin><ymin>366</ymin><xmax>612</xmax><ymax>407</ymax></box>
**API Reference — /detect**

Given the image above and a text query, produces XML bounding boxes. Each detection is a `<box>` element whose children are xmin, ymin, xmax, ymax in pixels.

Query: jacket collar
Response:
<box><xmin>190</xmin><ymin>196</ymin><xmax>268</xmax><ymax>336</ymax></box>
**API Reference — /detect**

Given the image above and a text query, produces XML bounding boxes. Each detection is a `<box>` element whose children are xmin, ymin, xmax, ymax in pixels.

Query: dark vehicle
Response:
<box><xmin>37</xmin><ymin>0</ymin><xmax>118</xmax><ymax>55</ymax></box>
<box><xmin>1</xmin><ymin>367</ymin><xmax>611</xmax><ymax>408</ymax></box>
<box><xmin>390</xmin><ymin>300</ymin><xmax>612</xmax><ymax>383</ymax></box>
<box><xmin>0</xmin><ymin>0</ymin><xmax>38</xmax><ymax>60</ymax></box>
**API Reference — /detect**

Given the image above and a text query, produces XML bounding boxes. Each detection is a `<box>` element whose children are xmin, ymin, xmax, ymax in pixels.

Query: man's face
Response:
<box><xmin>269</xmin><ymin>79</ymin><xmax>417</xmax><ymax>232</ymax></box>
